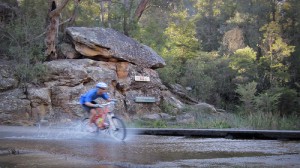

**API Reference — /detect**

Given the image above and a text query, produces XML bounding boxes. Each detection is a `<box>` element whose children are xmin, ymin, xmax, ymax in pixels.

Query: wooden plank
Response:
<box><xmin>135</xmin><ymin>76</ymin><xmax>150</xmax><ymax>82</ymax></box>
<box><xmin>135</xmin><ymin>96</ymin><xmax>156</xmax><ymax>103</ymax></box>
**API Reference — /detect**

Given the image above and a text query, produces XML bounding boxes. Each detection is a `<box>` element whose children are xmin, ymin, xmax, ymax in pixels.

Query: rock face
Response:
<box><xmin>65</xmin><ymin>27</ymin><xmax>166</xmax><ymax>69</ymax></box>
<box><xmin>0</xmin><ymin>58</ymin><xmax>182</xmax><ymax>125</ymax></box>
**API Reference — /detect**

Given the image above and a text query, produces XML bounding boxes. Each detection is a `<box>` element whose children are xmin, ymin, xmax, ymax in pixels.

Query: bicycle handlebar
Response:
<box><xmin>96</xmin><ymin>99</ymin><xmax>117</xmax><ymax>108</ymax></box>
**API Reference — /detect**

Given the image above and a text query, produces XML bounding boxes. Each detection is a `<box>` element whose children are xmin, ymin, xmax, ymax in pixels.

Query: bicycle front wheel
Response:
<box><xmin>109</xmin><ymin>117</ymin><xmax>127</xmax><ymax>141</ymax></box>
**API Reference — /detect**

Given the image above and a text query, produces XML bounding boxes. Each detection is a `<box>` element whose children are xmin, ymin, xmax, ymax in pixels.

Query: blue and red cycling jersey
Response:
<box><xmin>80</xmin><ymin>88</ymin><xmax>109</xmax><ymax>104</ymax></box>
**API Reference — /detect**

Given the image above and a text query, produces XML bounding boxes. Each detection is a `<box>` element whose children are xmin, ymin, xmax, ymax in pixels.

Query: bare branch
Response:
<box><xmin>69</xmin><ymin>0</ymin><xmax>81</xmax><ymax>24</ymax></box>
<box><xmin>49</xmin><ymin>0</ymin><xmax>71</xmax><ymax>17</ymax></box>
<box><xmin>23</xmin><ymin>18</ymin><xmax>72</xmax><ymax>44</ymax></box>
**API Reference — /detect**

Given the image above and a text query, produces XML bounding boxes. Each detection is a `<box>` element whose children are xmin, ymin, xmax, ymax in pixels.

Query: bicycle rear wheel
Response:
<box><xmin>109</xmin><ymin>117</ymin><xmax>127</xmax><ymax>141</ymax></box>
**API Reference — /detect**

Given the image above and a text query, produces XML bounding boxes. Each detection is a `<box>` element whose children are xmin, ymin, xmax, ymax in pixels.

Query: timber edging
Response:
<box><xmin>127</xmin><ymin>128</ymin><xmax>300</xmax><ymax>140</ymax></box>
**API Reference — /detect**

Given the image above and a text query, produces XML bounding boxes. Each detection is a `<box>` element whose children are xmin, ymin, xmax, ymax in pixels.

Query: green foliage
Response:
<box><xmin>254</xmin><ymin>89</ymin><xmax>281</xmax><ymax>114</ymax></box>
<box><xmin>194</xmin><ymin>116</ymin><xmax>233</xmax><ymax>129</ymax></box>
<box><xmin>236</xmin><ymin>82</ymin><xmax>300</xmax><ymax>116</ymax></box>
<box><xmin>2</xmin><ymin>0</ymin><xmax>18</xmax><ymax>4</ymax></box>
<box><xmin>230</xmin><ymin>47</ymin><xmax>258</xmax><ymax>84</ymax></box>
<box><xmin>208</xmin><ymin>120</ymin><xmax>231</xmax><ymax>129</ymax></box>
<box><xmin>235</xmin><ymin>81</ymin><xmax>257</xmax><ymax>115</ymax></box>
<box><xmin>1</xmin><ymin>0</ymin><xmax>47</xmax><ymax>84</ymax></box>
<box><xmin>15</xmin><ymin>63</ymin><xmax>47</xmax><ymax>84</ymax></box>
<box><xmin>131</xmin><ymin>119</ymin><xmax>167</xmax><ymax>128</ymax></box>
<box><xmin>159</xmin><ymin>101</ymin><xmax>176</xmax><ymax>115</ymax></box>
<box><xmin>64</xmin><ymin>0</ymin><xmax>100</xmax><ymax>27</ymax></box>
<box><xmin>180</xmin><ymin>53</ymin><xmax>216</xmax><ymax>101</ymax></box>
<box><xmin>194</xmin><ymin>0</ymin><xmax>236</xmax><ymax>51</ymax></box>
<box><xmin>133</xmin><ymin>18</ymin><xmax>167</xmax><ymax>53</ymax></box>
<box><xmin>259</xmin><ymin>21</ymin><xmax>295</xmax><ymax>87</ymax></box>
<box><xmin>277</xmin><ymin>88</ymin><xmax>300</xmax><ymax>115</ymax></box>
<box><xmin>236</xmin><ymin>83</ymin><xmax>285</xmax><ymax>115</ymax></box>
<box><xmin>162</xmin><ymin>10</ymin><xmax>200</xmax><ymax>63</ymax></box>
<box><xmin>206</xmin><ymin>56</ymin><xmax>237</xmax><ymax>108</ymax></box>
<box><xmin>159</xmin><ymin>51</ymin><xmax>238</xmax><ymax>109</ymax></box>
<box><xmin>245</xmin><ymin>112</ymin><xmax>300</xmax><ymax>130</ymax></box>
<box><xmin>158</xmin><ymin>56</ymin><xmax>182</xmax><ymax>84</ymax></box>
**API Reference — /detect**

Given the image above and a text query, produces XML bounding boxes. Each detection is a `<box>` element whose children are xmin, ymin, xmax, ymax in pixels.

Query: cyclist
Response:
<box><xmin>80</xmin><ymin>82</ymin><xmax>111</xmax><ymax>131</ymax></box>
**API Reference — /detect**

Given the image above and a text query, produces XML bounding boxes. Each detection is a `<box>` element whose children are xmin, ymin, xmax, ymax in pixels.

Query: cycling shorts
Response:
<box><xmin>81</xmin><ymin>101</ymin><xmax>97</xmax><ymax>113</ymax></box>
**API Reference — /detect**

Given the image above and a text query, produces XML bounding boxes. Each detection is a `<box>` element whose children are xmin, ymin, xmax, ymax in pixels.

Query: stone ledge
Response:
<box><xmin>128</xmin><ymin>128</ymin><xmax>300</xmax><ymax>140</ymax></box>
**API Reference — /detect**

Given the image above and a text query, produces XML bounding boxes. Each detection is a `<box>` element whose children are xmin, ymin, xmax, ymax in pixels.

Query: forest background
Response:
<box><xmin>1</xmin><ymin>0</ymin><xmax>299</xmax><ymax>130</ymax></box>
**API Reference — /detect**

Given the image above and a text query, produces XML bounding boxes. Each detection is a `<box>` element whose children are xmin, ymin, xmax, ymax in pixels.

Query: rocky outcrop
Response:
<box><xmin>64</xmin><ymin>27</ymin><xmax>166</xmax><ymax>69</ymax></box>
<box><xmin>168</xmin><ymin>84</ymin><xmax>198</xmax><ymax>105</ymax></box>
<box><xmin>0</xmin><ymin>58</ymin><xmax>183</xmax><ymax>125</ymax></box>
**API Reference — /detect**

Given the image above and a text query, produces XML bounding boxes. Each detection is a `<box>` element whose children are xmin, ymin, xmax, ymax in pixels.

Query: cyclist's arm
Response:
<box><xmin>102</xmin><ymin>92</ymin><xmax>110</xmax><ymax>102</ymax></box>
<box><xmin>84</xmin><ymin>102</ymin><xmax>98</xmax><ymax>108</ymax></box>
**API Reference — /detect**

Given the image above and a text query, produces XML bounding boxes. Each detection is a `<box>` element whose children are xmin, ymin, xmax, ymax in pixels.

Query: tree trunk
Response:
<box><xmin>123</xmin><ymin>0</ymin><xmax>130</xmax><ymax>36</ymax></box>
<box><xmin>99</xmin><ymin>0</ymin><xmax>106</xmax><ymax>24</ymax></box>
<box><xmin>45</xmin><ymin>0</ymin><xmax>70</xmax><ymax>61</ymax></box>
<box><xmin>134</xmin><ymin>0</ymin><xmax>149</xmax><ymax>22</ymax></box>
<box><xmin>99</xmin><ymin>0</ymin><xmax>111</xmax><ymax>27</ymax></box>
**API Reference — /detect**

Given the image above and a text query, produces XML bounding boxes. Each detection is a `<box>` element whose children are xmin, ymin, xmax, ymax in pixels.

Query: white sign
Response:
<box><xmin>135</xmin><ymin>76</ymin><xmax>150</xmax><ymax>82</ymax></box>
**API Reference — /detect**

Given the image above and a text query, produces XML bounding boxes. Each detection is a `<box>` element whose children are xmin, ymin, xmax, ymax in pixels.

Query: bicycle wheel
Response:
<box><xmin>109</xmin><ymin>116</ymin><xmax>127</xmax><ymax>141</ymax></box>
<box><xmin>81</xmin><ymin>118</ymin><xmax>97</xmax><ymax>132</ymax></box>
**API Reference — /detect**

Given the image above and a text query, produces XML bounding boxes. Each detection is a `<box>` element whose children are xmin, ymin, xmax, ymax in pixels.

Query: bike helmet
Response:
<box><xmin>96</xmin><ymin>82</ymin><xmax>108</xmax><ymax>89</ymax></box>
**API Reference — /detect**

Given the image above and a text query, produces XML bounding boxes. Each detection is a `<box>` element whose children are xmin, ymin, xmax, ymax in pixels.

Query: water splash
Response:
<box><xmin>3</xmin><ymin>121</ymin><xmax>138</xmax><ymax>143</ymax></box>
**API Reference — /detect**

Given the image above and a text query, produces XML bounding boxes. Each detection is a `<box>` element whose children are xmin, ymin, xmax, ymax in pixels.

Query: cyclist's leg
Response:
<box><xmin>81</xmin><ymin>103</ymin><xmax>95</xmax><ymax>125</ymax></box>
<box><xmin>81</xmin><ymin>104</ymin><xmax>94</xmax><ymax>132</ymax></box>
<box><xmin>89</xmin><ymin>108</ymin><xmax>97</xmax><ymax>125</ymax></box>
<box><xmin>99</xmin><ymin>107</ymin><xmax>109</xmax><ymax>128</ymax></box>
<box><xmin>89</xmin><ymin>101</ymin><xmax>98</xmax><ymax>125</ymax></box>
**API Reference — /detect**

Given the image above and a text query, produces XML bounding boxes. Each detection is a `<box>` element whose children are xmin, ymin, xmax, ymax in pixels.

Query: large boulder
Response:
<box><xmin>40</xmin><ymin>59</ymin><xmax>170</xmax><ymax>119</ymax></box>
<box><xmin>65</xmin><ymin>27</ymin><xmax>166</xmax><ymax>69</ymax></box>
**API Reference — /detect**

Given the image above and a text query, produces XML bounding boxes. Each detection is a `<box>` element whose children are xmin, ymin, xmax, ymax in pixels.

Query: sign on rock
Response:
<box><xmin>135</xmin><ymin>97</ymin><xmax>156</xmax><ymax>103</ymax></box>
<box><xmin>135</xmin><ymin>76</ymin><xmax>150</xmax><ymax>82</ymax></box>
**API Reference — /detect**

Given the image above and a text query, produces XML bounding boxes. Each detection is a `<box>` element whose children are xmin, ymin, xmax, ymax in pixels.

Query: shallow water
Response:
<box><xmin>0</xmin><ymin>126</ymin><xmax>299</xmax><ymax>168</ymax></box>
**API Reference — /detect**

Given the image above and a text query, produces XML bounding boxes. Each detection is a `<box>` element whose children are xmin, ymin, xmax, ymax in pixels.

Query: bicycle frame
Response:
<box><xmin>93</xmin><ymin>104</ymin><xmax>108</xmax><ymax>126</ymax></box>
<box><xmin>93</xmin><ymin>101</ymin><xmax>117</xmax><ymax>130</ymax></box>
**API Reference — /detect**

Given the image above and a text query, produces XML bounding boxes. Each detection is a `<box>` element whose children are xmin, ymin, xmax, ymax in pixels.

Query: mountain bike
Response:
<box><xmin>81</xmin><ymin>100</ymin><xmax>127</xmax><ymax>141</ymax></box>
